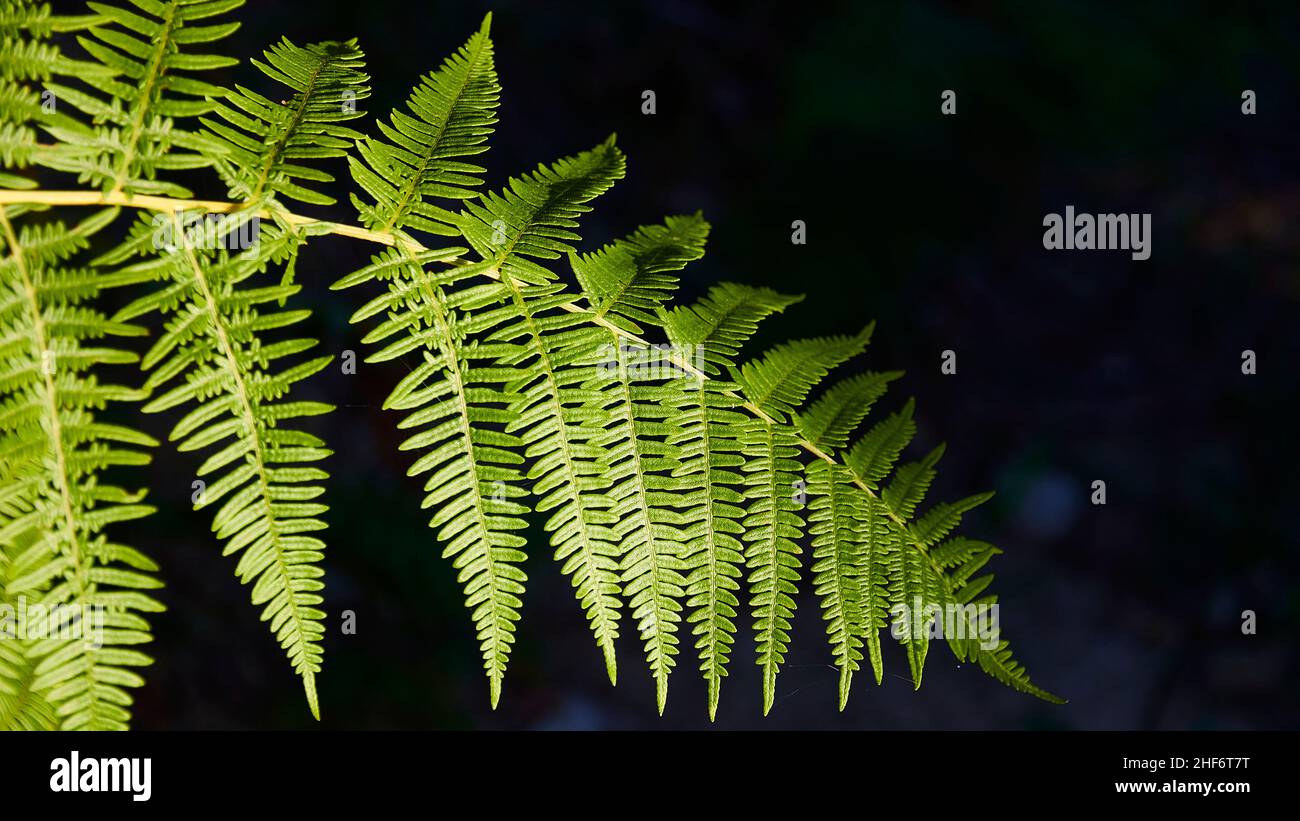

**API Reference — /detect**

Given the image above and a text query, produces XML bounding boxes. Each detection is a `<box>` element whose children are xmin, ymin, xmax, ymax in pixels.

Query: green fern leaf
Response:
<box><xmin>475</xmin><ymin>144</ymin><xmax>628</xmax><ymax>684</ymax></box>
<box><xmin>334</xmin><ymin>247</ymin><xmax>530</xmax><ymax>707</ymax></box>
<box><xmin>110</xmin><ymin>212</ymin><xmax>332</xmax><ymax>718</ymax></box>
<box><xmin>807</xmin><ymin>459</ymin><xmax>867</xmax><ymax>709</ymax></box>
<box><xmin>350</xmin><ymin>13</ymin><xmax>498</xmax><ymax>236</ymax></box>
<box><xmin>662</xmin><ymin>282</ymin><xmax>798</xmax><ymax>719</ymax></box>
<box><xmin>796</xmin><ymin>370</ymin><xmax>902</xmax><ymax>454</ymax></box>
<box><xmin>201</xmin><ymin>37</ymin><xmax>370</xmax><ymax>205</ymax></box>
<box><xmin>40</xmin><ymin>0</ymin><xmax>244</xmax><ymax>196</ymax></box>
<box><xmin>0</xmin><ymin>205</ymin><xmax>162</xmax><ymax>730</ymax></box>
<box><xmin>572</xmin><ymin>216</ymin><xmax>710</xmax><ymax>712</ymax></box>
<box><xmin>733</xmin><ymin>329</ymin><xmax>870</xmax><ymax>712</ymax></box>
<box><xmin>572</xmin><ymin>212</ymin><xmax>709</xmax><ymax>334</ymax></box>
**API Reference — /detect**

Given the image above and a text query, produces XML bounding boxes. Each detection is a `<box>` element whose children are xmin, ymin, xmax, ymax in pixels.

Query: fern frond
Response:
<box><xmin>333</xmin><ymin>247</ymin><xmax>529</xmax><ymax>707</ymax></box>
<box><xmin>350</xmin><ymin>13</ymin><xmax>498</xmax><ymax>237</ymax></box>
<box><xmin>806</xmin><ymin>460</ymin><xmax>867</xmax><ymax>709</ymax></box>
<box><xmin>0</xmin><ymin>10</ymin><xmax>1063</xmax><ymax>722</ymax></box>
<box><xmin>572</xmin><ymin>212</ymin><xmax>709</xmax><ymax>334</ymax></box>
<box><xmin>202</xmin><ymin>37</ymin><xmax>369</xmax><ymax>205</ymax></box>
<box><xmin>336</xmin><ymin>138</ymin><xmax>629</xmax><ymax>702</ymax></box>
<box><xmin>572</xmin><ymin>216</ymin><xmax>710</xmax><ymax>712</ymax></box>
<box><xmin>0</xmin><ymin>0</ymin><xmax>115</xmax><ymax>190</ymax></box>
<box><xmin>109</xmin><ymin>210</ymin><xmax>332</xmax><ymax>718</ymax></box>
<box><xmin>796</xmin><ymin>370</ymin><xmax>902</xmax><ymax>453</ymax></box>
<box><xmin>0</xmin><ymin>205</ymin><xmax>162</xmax><ymax>730</ymax></box>
<box><xmin>474</xmin><ymin>143</ymin><xmax>628</xmax><ymax>684</ymax></box>
<box><xmin>39</xmin><ymin>0</ymin><xmax>244</xmax><ymax>197</ymax></box>
<box><xmin>662</xmin><ymin>282</ymin><xmax>798</xmax><ymax>719</ymax></box>
<box><xmin>733</xmin><ymin>329</ymin><xmax>870</xmax><ymax>713</ymax></box>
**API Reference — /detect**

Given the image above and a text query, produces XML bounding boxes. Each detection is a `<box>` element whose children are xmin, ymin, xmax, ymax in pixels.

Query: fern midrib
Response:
<box><xmin>106</xmin><ymin>0</ymin><xmax>179</xmax><ymax>199</ymax></box>
<box><xmin>0</xmin><ymin>189</ymin><xmax>940</xmax><ymax>563</ymax></box>
<box><xmin>501</xmin><ymin>269</ymin><xmax>620</xmax><ymax>667</ymax></box>
<box><xmin>1</xmin><ymin>208</ymin><xmax>101</xmax><ymax>726</ymax></box>
<box><xmin>377</xmin><ymin>29</ymin><xmax>490</xmax><ymax>235</ymax></box>
<box><xmin>172</xmin><ymin>213</ymin><xmax>317</xmax><ymax>708</ymax></box>
<box><xmin>401</xmin><ymin>247</ymin><xmax>509</xmax><ymax>696</ymax></box>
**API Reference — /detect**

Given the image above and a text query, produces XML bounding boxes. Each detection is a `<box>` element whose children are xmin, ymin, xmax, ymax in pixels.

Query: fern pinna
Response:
<box><xmin>0</xmin><ymin>0</ymin><xmax>1061</xmax><ymax>729</ymax></box>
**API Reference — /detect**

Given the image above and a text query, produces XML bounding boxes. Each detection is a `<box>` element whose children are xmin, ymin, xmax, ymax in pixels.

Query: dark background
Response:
<box><xmin>47</xmin><ymin>0</ymin><xmax>1300</xmax><ymax>729</ymax></box>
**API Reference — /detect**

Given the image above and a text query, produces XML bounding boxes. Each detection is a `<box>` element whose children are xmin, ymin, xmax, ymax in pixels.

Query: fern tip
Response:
<box><xmin>603</xmin><ymin>647</ymin><xmax>617</xmax><ymax>687</ymax></box>
<box><xmin>303</xmin><ymin>674</ymin><xmax>321</xmax><ymax>720</ymax></box>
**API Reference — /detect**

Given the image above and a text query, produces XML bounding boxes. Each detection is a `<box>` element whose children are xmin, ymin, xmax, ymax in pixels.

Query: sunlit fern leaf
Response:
<box><xmin>923</xmin><ymin>543</ymin><xmax>1064</xmax><ymax>703</ymax></box>
<box><xmin>39</xmin><ymin>0</ymin><xmax>244</xmax><ymax>197</ymax></box>
<box><xmin>0</xmin><ymin>205</ymin><xmax>162</xmax><ymax>730</ymax></box>
<box><xmin>662</xmin><ymin>282</ymin><xmax>802</xmax><ymax>374</ymax></box>
<box><xmin>837</xmin><ymin>388</ymin><xmax>1057</xmax><ymax>697</ymax></box>
<box><xmin>883</xmin><ymin>521</ymin><xmax>942</xmax><ymax>688</ymax></box>
<box><xmin>737</xmin><ymin>417</ymin><xmax>802</xmax><ymax>715</ymax></box>
<box><xmin>807</xmin><ymin>459</ymin><xmax>867</xmax><ymax>710</ymax></box>
<box><xmin>734</xmin><ymin>329</ymin><xmax>871</xmax><ymax>712</ymax></box>
<box><xmin>201</xmin><ymin>37</ymin><xmax>369</xmax><ymax>206</ymax></box>
<box><xmin>846</xmin><ymin>398</ymin><xmax>916</xmax><ymax>491</ymax></box>
<box><xmin>459</xmin><ymin>136</ymin><xmax>624</xmax><ymax>283</ymax></box>
<box><xmin>333</xmin><ymin>247</ymin><xmax>532</xmax><ymax>708</ymax></box>
<box><xmin>883</xmin><ymin>444</ymin><xmax>945</xmax><ymax>521</ymax></box>
<box><xmin>855</xmin><ymin>493</ymin><xmax>893</xmax><ymax>686</ymax></box>
<box><xmin>911</xmin><ymin>493</ymin><xmax>995</xmax><ymax>548</ymax></box>
<box><xmin>795</xmin><ymin>369</ymin><xmax>902</xmax><ymax>454</ymax></box>
<box><xmin>0</xmin><ymin>1</ymin><xmax>107</xmax><ymax>79</ymax></box>
<box><xmin>846</xmin><ymin>414</ymin><xmax>950</xmax><ymax>688</ymax></box>
<box><xmin>0</xmin><ymin>9</ymin><xmax>1064</xmax><ymax>722</ymax></box>
<box><xmin>572</xmin><ymin>212</ymin><xmax>709</xmax><ymax>334</ymax></box>
<box><xmin>108</xmin><ymin>210</ymin><xmax>332</xmax><ymax>718</ymax></box>
<box><xmin>338</xmin><ymin>138</ymin><xmax>629</xmax><ymax>703</ymax></box>
<box><xmin>571</xmin><ymin>215</ymin><xmax>710</xmax><ymax>712</ymax></box>
<box><xmin>459</xmin><ymin>141</ymin><xmax>628</xmax><ymax>686</ymax></box>
<box><xmin>739</xmin><ymin>328</ymin><xmax>874</xmax><ymax>423</ymax></box>
<box><xmin>929</xmin><ymin>535</ymin><xmax>1000</xmax><ymax>571</ymax></box>
<box><xmin>350</xmin><ymin>13</ymin><xmax>498</xmax><ymax>237</ymax></box>
<box><xmin>0</xmin><ymin>0</ymin><xmax>114</xmax><ymax>190</ymax></box>
<box><xmin>662</xmin><ymin>282</ymin><xmax>799</xmax><ymax>719</ymax></box>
